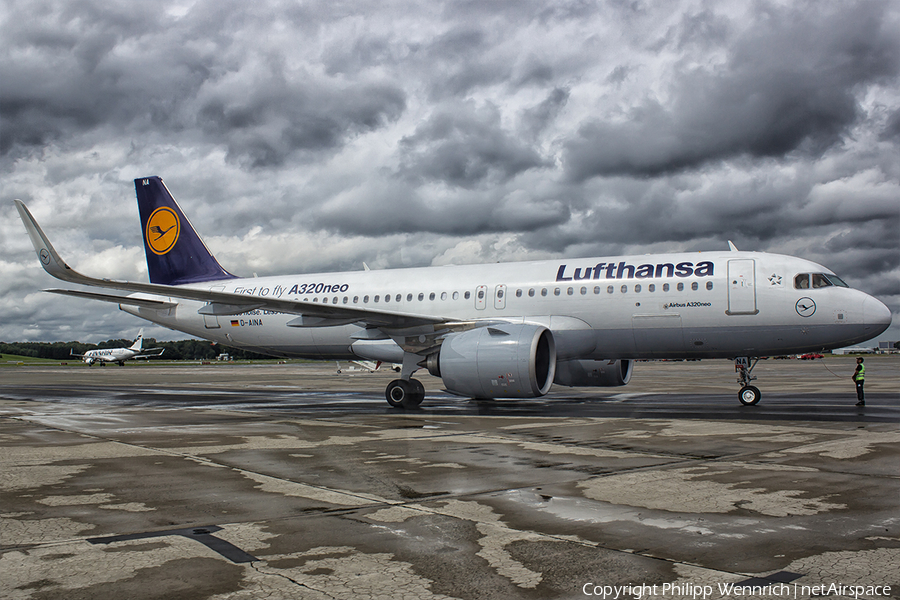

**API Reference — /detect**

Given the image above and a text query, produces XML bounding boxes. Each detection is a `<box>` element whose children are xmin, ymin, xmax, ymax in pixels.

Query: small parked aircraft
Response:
<box><xmin>70</xmin><ymin>329</ymin><xmax>164</xmax><ymax>366</ymax></box>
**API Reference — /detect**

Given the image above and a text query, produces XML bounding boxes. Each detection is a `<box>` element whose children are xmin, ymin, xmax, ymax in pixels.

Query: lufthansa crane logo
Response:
<box><xmin>795</xmin><ymin>297</ymin><xmax>816</xmax><ymax>318</ymax></box>
<box><xmin>146</xmin><ymin>207</ymin><xmax>180</xmax><ymax>255</ymax></box>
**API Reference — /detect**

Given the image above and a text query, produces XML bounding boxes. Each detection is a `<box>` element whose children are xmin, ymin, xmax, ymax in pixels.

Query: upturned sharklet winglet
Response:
<box><xmin>14</xmin><ymin>200</ymin><xmax>83</xmax><ymax>285</ymax></box>
<box><xmin>135</xmin><ymin>176</ymin><xmax>236</xmax><ymax>285</ymax></box>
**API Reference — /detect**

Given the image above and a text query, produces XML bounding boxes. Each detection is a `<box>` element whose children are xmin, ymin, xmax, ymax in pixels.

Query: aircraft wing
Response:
<box><xmin>46</xmin><ymin>289</ymin><xmax>178</xmax><ymax>309</ymax></box>
<box><xmin>134</xmin><ymin>349</ymin><xmax>165</xmax><ymax>359</ymax></box>
<box><xmin>15</xmin><ymin>200</ymin><xmax>445</xmax><ymax>330</ymax></box>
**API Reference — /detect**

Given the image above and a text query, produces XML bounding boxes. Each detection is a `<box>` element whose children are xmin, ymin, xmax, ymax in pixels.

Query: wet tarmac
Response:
<box><xmin>1</xmin><ymin>357</ymin><xmax>898</xmax><ymax>599</ymax></box>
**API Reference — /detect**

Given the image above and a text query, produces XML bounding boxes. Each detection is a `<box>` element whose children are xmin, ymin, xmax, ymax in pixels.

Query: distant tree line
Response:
<box><xmin>0</xmin><ymin>339</ymin><xmax>273</xmax><ymax>361</ymax></box>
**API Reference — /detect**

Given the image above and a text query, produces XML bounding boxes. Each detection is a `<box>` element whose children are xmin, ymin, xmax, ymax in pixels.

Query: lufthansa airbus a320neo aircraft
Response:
<box><xmin>16</xmin><ymin>177</ymin><xmax>891</xmax><ymax>408</ymax></box>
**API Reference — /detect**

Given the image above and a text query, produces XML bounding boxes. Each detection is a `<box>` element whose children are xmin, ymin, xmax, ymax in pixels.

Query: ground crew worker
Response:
<box><xmin>852</xmin><ymin>357</ymin><xmax>865</xmax><ymax>406</ymax></box>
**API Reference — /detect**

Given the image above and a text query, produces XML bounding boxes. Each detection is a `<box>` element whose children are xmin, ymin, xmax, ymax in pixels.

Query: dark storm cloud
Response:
<box><xmin>420</xmin><ymin>27</ymin><xmax>513</xmax><ymax>100</ymax></box>
<box><xmin>882</xmin><ymin>107</ymin><xmax>900</xmax><ymax>141</ymax></box>
<box><xmin>398</xmin><ymin>102</ymin><xmax>549</xmax><ymax>188</ymax></box>
<box><xmin>1</xmin><ymin>0</ymin><xmax>897</xmax><ymax>342</ymax></box>
<box><xmin>521</xmin><ymin>88</ymin><xmax>570</xmax><ymax>138</ymax></box>
<box><xmin>312</xmin><ymin>179</ymin><xmax>570</xmax><ymax>237</ymax></box>
<box><xmin>0</xmin><ymin>1</ymin><xmax>208</xmax><ymax>158</ymax></box>
<box><xmin>563</xmin><ymin>2</ymin><xmax>900</xmax><ymax>180</ymax></box>
<box><xmin>0</xmin><ymin>0</ymin><xmax>406</xmax><ymax>168</ymax></box>
<box><xmin>197</xmin><ymin>77</ymin><xmax>405</xmax><ymax>168</ymax></box>
<box><xmin>673</xmin><ymin>8</ymin><xmax>731</xmax><ymax>49</ymax></box>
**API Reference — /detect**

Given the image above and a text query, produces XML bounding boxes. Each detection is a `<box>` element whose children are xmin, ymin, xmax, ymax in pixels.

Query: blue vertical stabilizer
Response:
<box><xmin>135</xmin><ymin>176</ymin><xmax>236</xmax><ymax>285</ymax></box>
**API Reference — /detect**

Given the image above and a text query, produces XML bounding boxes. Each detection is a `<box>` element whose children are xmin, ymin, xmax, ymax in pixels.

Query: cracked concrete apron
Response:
<box><xmin>1</xmin><ymin>387</ymin><xmax>898</xmax><ymax>599</ymax></box>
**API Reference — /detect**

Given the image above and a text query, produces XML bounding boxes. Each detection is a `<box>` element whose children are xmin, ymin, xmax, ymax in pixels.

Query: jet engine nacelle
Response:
<box><xmin>426</xmin><ymin>323</ymin><xmax>556</xmax><ymax>398</ymax></box>
<box><xmin>553</xmin><ymin>359</ymin><xmax>633</xmax><ymax>387</ymax></box>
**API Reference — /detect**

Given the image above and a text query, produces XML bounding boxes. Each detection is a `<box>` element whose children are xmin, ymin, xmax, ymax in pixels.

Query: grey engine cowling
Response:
<box><xmin>426</xmin><ymin>323</ymin><xmax>556</xmax><ymax>398</ymax></box>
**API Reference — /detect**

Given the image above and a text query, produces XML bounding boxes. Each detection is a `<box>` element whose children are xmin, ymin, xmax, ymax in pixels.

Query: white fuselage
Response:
<box><xmin>82</xmin><ymin>347</ymin><xmax>140</xmax><ymax>364</ymax></box>
<box><xmin>121</xmin><ymin>250</ymin><xmax>891</xmax><ymax>362</ymax></box>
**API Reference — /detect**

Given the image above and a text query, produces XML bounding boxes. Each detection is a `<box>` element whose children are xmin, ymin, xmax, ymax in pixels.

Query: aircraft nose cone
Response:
<box><xmin>863</xmin><ymin>296</ymin><xmax>892</xmax><ymax>336</ymax></box>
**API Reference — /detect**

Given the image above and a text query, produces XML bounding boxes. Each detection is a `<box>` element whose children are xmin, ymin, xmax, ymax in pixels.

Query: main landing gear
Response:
<box><xmin>384</xmin><ymin>352</ymin><xmax>426</xmax><ymax>409</ymax></box>
<box><xmin>385</xmin><ymin>379</ymin><xmax>425</xmax><ymax>408</ymax></box>
<box><xmin>735</xmin><ymin>357</ymin><xmax>761</xmax><ymax>405</ymax></box>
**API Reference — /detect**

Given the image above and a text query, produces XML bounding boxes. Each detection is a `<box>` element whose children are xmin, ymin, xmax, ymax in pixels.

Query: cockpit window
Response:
<box><xmin>824</xmin><ymin>274</ymin><xmax>849</xmax><ymax>287</ymax></box>
<box><xmin>794</xmin><ymin>274</ymin><xmax>810</xmax><ymax>289</ymax></box>
<box><xmin>794</xmin><ymin>273</ymin><xmax>850</xmax><ymax>289</ymax></box>
<box><xmin>812</xmin><ymin>273</ymin><xmax>830</xmax><ymax>288</ymax></box>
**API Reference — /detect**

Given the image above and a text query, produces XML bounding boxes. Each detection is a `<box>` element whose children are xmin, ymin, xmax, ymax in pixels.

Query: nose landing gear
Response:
<box><xmin>735</xmin><ymin>357</ymin><xmax>761</xmax><ymax>405</ymax></box>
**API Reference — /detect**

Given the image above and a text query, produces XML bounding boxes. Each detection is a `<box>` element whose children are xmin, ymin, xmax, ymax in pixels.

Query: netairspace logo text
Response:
<box><xmin>581</xmin><ymin>582</ymin><xmax>892</xmax><ymax>599</ymax></box>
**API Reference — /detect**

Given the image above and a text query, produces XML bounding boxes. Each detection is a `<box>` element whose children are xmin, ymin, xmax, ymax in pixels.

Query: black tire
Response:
<box><xmin>739</xmin><ymin>385</ymin><xmax>761</xmax><ymax>406</ymax></box>
<box><xmin>405</xmin><ymin>379</ymin><xmax>425</xmax><ymax>408</ymax></box>
<box><xmin>385</xmin><ymin>379</ymin><xmax>411</xmax><ymax>408</ymax></box>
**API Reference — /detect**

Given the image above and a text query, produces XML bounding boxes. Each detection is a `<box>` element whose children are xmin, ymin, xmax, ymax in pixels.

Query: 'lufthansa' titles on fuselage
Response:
<box><xmin>556</xmin><ymin>260</ymin><xmax>715</xmax><ymax>282</ymax></box>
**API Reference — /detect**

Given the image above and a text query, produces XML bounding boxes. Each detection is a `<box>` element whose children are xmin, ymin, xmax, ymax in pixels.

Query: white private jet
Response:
<box><xmin>70</xmin><ymin>329</ymin><xmax>164</xmax><ymax>366</ymax></box>
<box><xmin>15</xmin><ymin>177</ymin><xmax>891</xmax><ymax>407</ymax></box>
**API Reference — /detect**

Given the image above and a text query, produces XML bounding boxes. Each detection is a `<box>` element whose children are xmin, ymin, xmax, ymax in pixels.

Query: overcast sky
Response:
<box><xmin>1</xmin><ymin>0</ymin><xmax>898</xmax><ymax>344</ymax></box>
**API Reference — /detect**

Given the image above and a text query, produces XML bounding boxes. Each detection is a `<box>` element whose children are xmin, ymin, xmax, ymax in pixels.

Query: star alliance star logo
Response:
<box><xmin>768</xmin><ymin>274</ymin><xmax>783</xmax><ymax>286</ymax></box>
